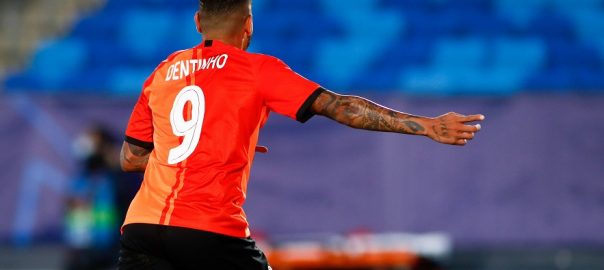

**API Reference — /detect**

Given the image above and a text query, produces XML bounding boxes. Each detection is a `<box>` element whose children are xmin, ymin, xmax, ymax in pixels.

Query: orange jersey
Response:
<box><xmin>124</xmin><ymin>40</ymin><xmax>321</xmax><ymax>238</ymax></box>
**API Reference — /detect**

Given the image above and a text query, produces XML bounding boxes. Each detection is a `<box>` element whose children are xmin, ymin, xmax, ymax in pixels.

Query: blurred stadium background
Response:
<box><xmin>1</xmin><ymin>0</ymin><xmax>604</xmax><ymax>269</ymax></box>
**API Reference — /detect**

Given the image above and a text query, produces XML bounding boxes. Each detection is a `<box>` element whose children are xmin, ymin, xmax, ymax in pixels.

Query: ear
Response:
<box><xmin>194</xmin><ymin>11</ymin><xmax>202</xmax><ymax>34</ymax></box>
<box><xmin>244</xmin><ymin>15</ymin><xmax>253</xmax><ymax>37</ymax></box>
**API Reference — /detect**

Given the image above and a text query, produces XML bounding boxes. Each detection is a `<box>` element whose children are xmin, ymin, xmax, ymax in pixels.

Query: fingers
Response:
<box><xmin>458</xmin><ymin>123</ymin><xmax>481</xmax><ymax>132</ymax></box>
<box><xmin>456</xmin><ymin>139</ymin><xmax>468</xmax><ymax>146</ymax></box>
<box><xmin>457</xmin><ymin>131</ymin><xmax>475</xmax><ymax>140</ymax></box>
<box><xmin>459</xmin><ymin>114</ymin><xmax>485</xmax><ymax>123</ymax></box>
<box><xmin>443</xmin><ymin>138</ymin><xmax>468</xmax><ymax>146</ymax></box>
<box><xmin>437</xmin><ymin>136</ymin><xmax>469</xmax><ymax>146</ymax></box>
<box><xmin>443</xmin><ymin>130</ymin><xmax>476</xmax><ymax>146</ymax></box>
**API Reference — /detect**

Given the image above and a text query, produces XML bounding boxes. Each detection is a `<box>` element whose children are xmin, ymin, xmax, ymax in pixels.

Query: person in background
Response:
<box><xmin>65</xmin><ymin>126</ymin><xmax>121</xmax><ymax>270</ymax></box>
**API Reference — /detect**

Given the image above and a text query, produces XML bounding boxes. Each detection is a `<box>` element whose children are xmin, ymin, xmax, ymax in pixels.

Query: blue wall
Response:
<box><xmin>1</xmin><ymin>94</ymin><xmax>603</xmax><ymax>246</ymax></box>
<box><xmin>4</xmin><ymin>0</ymin><xmax>604</xmax><ymax>94</ymax></box>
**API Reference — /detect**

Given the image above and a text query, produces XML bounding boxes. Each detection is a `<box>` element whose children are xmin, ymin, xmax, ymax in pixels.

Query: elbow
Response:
<box><xmin>119</xmin><ymin>142</ymin><xmax>148</xmax><ymax>173</ymax></box>
<box><xmin>120</xmin><ymin>158</ymin><xmax>134</xmax><ymax>173</ymax></box>
<box><xmin>119</xmin><ymin>150</ymin><xmax>130</xmax><ymax>172</ymax></box>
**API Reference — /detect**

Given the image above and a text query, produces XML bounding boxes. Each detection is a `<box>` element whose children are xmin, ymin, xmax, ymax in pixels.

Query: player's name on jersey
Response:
<box><xmin>165</xmin><ymin>54</ymin><xmax>229</xmax><ymax>81</ymax></box>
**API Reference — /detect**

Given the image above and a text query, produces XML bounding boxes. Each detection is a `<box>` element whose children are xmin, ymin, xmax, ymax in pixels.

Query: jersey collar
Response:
<box><xmin>203</xmin><ymin>40</ymin><xmax>213</xmax><ymax>47</ymax></box>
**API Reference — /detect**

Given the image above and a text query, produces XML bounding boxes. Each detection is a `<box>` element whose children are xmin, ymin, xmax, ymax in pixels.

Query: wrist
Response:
<box><xmin>415</xmin><ymin>117</ymin><xmax>434</xmax><ymax>136</ymax></box>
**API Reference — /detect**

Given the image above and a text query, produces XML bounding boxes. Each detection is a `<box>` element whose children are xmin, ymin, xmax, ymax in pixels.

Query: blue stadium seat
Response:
<box><xmin>493</xmin><ymin>38</ymin><xmax>545</xmax><ymax>70</ymax></box>
<box><xmin>553</xmin><ymin>0</ymin><xmax>604</xmax><ymax>12</ymax></box>
<box><xmin>119</xmin><ymin>9</ymin><xmax>174</xmax><ymax>62</ymax></box>
<box><xmin>566</xmin><ymin>9</ymin><xmax>604</xmax><ymax>56</ymax></box>
<box><xmin>547</xmin><ymin>40</ymin><xmax>602</xmax><ymax>69</ymax></box>
<box><xmin>86</xmin><ymin>40</ymin><xmax>130</xmax><ymax>68</ymax></box>
<box><xmin>4</xmin><ymin>0</ymin><xmax>604</xmax><ymax>94</ymax></box>
<box><xmin>104</xmin><ymin>0</ymin><xmax>192</xmax><ymax>10</ymax></box>
<box><xmin>401</xmin><ymin>66</ymin><xmax>523</xmax><ymax>95</ymax></box>
<box><xmin>533</xmin><ymin>67</ymin><xmax>604</xmax><ymax>91</ymax></box>
<box><xmin>381</xmin><ymin>0</ymin><xmax>434</xmax><ymax>10</ymax></box>
<box><xmin>433</xmin><ymin>38</ymin><xmax>486</xmax><ymax>69</ymax></box>
<box><xmin>495</xmin><ymin>0</ymin><xmax>548</xmax><ymax>26</ymax></box>
<box><xmin>576</xmin><ymin>68</ymin><xmax>604</xmax><ymax>90</ymax></box>
<box><xmin>30</xmin><ymin>38</ymin><xmax>88</xmax><ymax>91</ymax></box>
<box><xmin>71</xmin><ymin>13</ymin><xmax>121</xmax><ymax>39</ymax></box>
<box><xmin>109</xmin><ymin>67</ymin><xmax>154</xmax><ymax>95</ymax></box>
<box><xmin>271</xmin><ymin>0</ymin><xmax>321</xmax><ymax>12</ymax></box>
<box><xmin>484</xmin><ymin>67</ymin><xmax>525</xmax><ymax>94</ymax></box>
<box><xmin>167</xmin><ymin>10</ymin><xmax>203</xmax><ymax>49</ymax></box>
<box><xmin>63</xmin><ymin>67</ymin><xmax>111</xmax><ymax>92</ymax></box>
<box><xmin>4</xmin><ymin>72</ymin><xmax>43</xmax><ymax>92</ymax></box>
<box><xmin>528</xmin><ymin>12</ymin><xmax>576</xmax><ymax>41</ymax></box>
<box><xmin>525</xmin><ymin>68</ymin><xmax>575</xmax><ymax>91</ymax></box>
<box><xmin>378</xmin><ymin>38</ymin><xmax>433</xmax><ymax>67</ymax></box>
<box><xmin>400</xmin><ymin>67</ymin><xmax>453</xmax><ymax>95</ymax></box>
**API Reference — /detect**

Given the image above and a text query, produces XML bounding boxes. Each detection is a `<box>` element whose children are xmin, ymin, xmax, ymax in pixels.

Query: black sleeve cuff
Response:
<box><xmin>125</xmin><ymin>136</ymin><xmax>154</xmax><ymax>150</ymax></box>
<box><xmin>295</xmin><ymin>87</ymin><xmax>325</xmax><ymax>123</ymax></box>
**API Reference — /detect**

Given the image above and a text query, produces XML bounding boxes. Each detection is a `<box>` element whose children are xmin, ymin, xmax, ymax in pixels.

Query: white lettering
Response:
<box><xmin>166</xmin><ymin>65</ymin><xmax>175</xmax><ymax>81</ymax></box>
<box><xmin>208</xmin><ymin>57</ymin><xmax>218</xmax><ymax>69</ymax></box>
<box><xmin>190</xmin><ymin>60</ymin><xmax>198</xmax><ymax>72</ymax></box>
<box><xmin>180</xmin><ymin>60</ymin><xmax>190</xmax><ymax>78</ymax></box>
<box><xmin>217</xmin><ymin>54</ymin><xmax>228</xmax><ymax>69</ymax></box>
<box><xmin>172</xmin><ymin>61</ymin><xmax>180</xmax><ymax>81</ymax></box>
<box><xmin>164</xmin><ymin>54</ymin><xmax>230</xmax><ymax>81</ymax></box>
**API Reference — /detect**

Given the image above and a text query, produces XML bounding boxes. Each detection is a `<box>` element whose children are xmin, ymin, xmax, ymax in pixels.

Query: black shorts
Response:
<box><xmin>119</xmin><ymin>224</ymin><xmax>270</xmax><ymax>270</ymax></box>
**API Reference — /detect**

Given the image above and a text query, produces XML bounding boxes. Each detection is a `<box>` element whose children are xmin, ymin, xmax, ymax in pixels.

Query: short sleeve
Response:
<box><xmin>257</xmin><ymin>57</ymin><xmax>323</xmax><ymax>123</ymax></box>
<box><xmin>125</xmin><ymin>88</ymin><xmax>154</xmax><ymax>150</ymax></box>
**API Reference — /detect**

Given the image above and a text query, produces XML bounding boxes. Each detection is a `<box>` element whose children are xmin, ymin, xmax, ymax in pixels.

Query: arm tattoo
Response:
<box><xmin>130</xmin><ymin>144</ymin><xmax>152</xmax><ymax>157</ymax></box>
<box><xmin>431</xmin><ymin>120</ymin><xmax>451</xmax><ymax>140</ymax></box>
<box><xmin>312</xmin><ymin>91</ymin><xmax>427</xmax><ymax>135</ymax></box>
<box><xmin>120</xmin><ymin>142</ymin><xmax>151</xmax><ymax>172</ymax></box>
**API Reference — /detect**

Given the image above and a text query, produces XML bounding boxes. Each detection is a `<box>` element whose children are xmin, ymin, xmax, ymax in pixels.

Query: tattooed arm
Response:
<box><xmin>120</xmin><ymin>142</ymin><xmax>152</xmax><ymax>172</ymax></box>
<box><xmin>311</xmin><ymin>89</ymin><xmax>485</xmax><ymax>146</ymax></box>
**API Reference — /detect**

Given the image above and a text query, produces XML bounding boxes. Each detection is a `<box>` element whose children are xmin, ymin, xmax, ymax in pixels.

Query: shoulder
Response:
<box><xmin>150</xmin><ymin>49</ymin><xmax>191</xmax><ymax>75</ymax></box>
<box><xmin>164</xmin><ymin>48</ymin><xmax>193</xmax><ymax>62</ymax></box>
<box><xmin>246</xmin><ymin>52</ymin><xmax>282</xmax><ymax>65</ymax></box>
<box><xmin>245</xmin><ymin>53</ymin><xmax>289</xmax><ymax>74</ymax></box>
<box><xmin>143</xmin><ymin>48</ymin><xmax>194</xmax><ymax>88</ymax></box>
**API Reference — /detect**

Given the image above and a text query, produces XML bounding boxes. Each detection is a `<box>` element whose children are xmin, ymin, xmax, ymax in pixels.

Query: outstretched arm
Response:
<box><xmin>311</xmin><ymin>90</ymin><xmax>484</xmax><ymax>146</ymax></box>
<box><xmin>120</xmin><ymin>142</ymin><xmax>152</xmax><ymax>172</ymax></box>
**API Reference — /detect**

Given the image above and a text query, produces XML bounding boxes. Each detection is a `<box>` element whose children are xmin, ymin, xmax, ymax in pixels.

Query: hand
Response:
<box><xmin>426</xmin><ymin>112</ymin><xmax>485</xmax><ymax>146</ymax></box>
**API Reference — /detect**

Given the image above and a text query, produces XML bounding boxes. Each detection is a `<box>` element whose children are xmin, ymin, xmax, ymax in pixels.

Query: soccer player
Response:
<box><xmin>118</xmin><ymin>0</ymin><xmax>485</xmax><ymax>269</ymax></box>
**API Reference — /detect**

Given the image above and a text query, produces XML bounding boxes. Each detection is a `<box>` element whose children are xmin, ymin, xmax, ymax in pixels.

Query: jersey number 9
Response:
<box><xmin>168</xmin><ymin>86</ymin><xmax>205</xmax><ymax>165</ymax></box>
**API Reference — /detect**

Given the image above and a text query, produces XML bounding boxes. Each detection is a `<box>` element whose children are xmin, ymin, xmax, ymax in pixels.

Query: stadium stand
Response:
<box><xmin>0</xmin><ymin>0</ymin><xmax>103</xmax><ymax>87</ymax></box>
<box><xmin>2</xmin><ymin>0</ymin><xmax>604</xmax><ymax>94</ymax></box>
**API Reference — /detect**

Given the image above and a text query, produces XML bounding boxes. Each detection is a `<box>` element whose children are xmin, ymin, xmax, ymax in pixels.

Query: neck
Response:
<box><xmin>202</xmin><ymin>33</ymin><xmax>243</xmax><ymax>49</ymax></box>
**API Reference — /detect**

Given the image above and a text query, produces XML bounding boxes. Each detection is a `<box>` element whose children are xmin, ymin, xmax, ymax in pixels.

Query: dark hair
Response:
<box><xmin>199</xmin><ymin>0</ymin><xmax>249</xmax><ymax>17</ymax></box>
